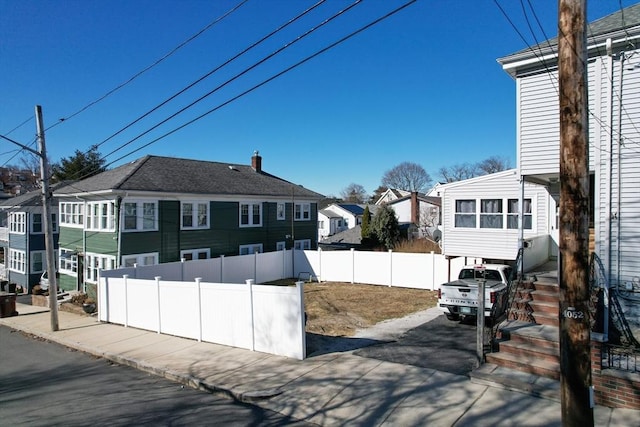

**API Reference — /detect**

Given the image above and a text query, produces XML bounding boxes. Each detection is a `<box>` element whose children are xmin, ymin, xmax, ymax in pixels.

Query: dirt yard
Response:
<box><xmin>303</xmin><ymin>282</ymin><xmax>438</xmax><ymax>337</ymax></box>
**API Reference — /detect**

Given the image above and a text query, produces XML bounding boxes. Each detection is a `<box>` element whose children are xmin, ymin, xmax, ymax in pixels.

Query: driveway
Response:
<box><xmin>307</xmin><ymin>308</ymin><xmax>479</xmax><ymax>377</ymax></box>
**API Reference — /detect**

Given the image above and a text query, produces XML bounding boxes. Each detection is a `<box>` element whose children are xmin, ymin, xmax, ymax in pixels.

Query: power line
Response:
<box><xmin>103</xmin><ymin>0</ymin><xmax>417</xmax><ymax>168</ymax></box>
<box><xmin>44</xmin><ymin>0</ymin><xmax>250</xmax><ymax>133</ymax></box>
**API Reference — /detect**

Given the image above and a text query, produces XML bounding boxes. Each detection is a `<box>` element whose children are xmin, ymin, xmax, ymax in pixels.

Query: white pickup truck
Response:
<box><xmin>437</xmin><ymin>264</ymin><xmax>512</xmax><ymax>322</ymax></box>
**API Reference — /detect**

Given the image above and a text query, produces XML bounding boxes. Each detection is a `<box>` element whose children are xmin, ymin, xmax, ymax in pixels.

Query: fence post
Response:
<box><xmin>351</xmin><ymin>248</ymin><xmax>355</xmax><ymax>284</ymax></box>
<box><xmin>318</xmin><ymin>247</ymin><xmax>322</xmax><ymax>283</ymax></box>
<box><xmin>181</xmin><ymin>258</ymin><xmax>185</xmax><ymax>281</ymax></box>
<box><xmin>133</xmin><ymin>263</ymin><xmax>137</xmax><ymax>279</ymax></box>
<box><xmin>195</xmin><ymin>277</ymin><xmax>202</xmax><ymax>342</ymax></box>
<box><xmin>389</xmin><ymin>250</ymin><xmax>393</xmax><ymax>287</ymax></box>
<box><xmin>155</xmin><ymin>276</ymin><xmax>162</xmax><ymax>334</ymax></box>
<box><xmin>254</xmin><ymin>252</ymin><xmax>258</xmax><ymax>283</ymax></box>
<box><xmin>296</xmin><ymin>280</ymin><xmax>306</xmax><ymax>360</ymax></box>
<box><xmin>123</xmin><ymin>274</ymin><xmax>129</xmax><ymax>328</ymax></box>
<box><xmin>431</xmin><ymin>251</ymin><xmax>435</xmax><ymax>291</ymax></box>
<box><xmin>220</xmin><ymin>255</ymin><xmax>225</xmax><ymax>283</ymax></box>
<box><xmin>246</xmin><ymin>279</ymin><xmax>255</xmax><ymax>351</ymax></box>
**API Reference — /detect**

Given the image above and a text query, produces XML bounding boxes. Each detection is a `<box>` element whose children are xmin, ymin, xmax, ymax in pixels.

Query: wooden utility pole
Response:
<box><xmin>558</xmin><ymin>0</ymin><xmax>593</xmax><ymax>424</ymax></box>
<box><xmin>35</xmin><ymin>105</ymin><xmax>59</xmax><ymax>331</ymax></box>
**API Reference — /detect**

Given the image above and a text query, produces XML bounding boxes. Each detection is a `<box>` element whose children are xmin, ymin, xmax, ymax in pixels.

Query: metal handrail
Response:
<box><xmin>589</xmin><ymin>252</ymin><xmax>610</xmax><ymax>341</ymax></box>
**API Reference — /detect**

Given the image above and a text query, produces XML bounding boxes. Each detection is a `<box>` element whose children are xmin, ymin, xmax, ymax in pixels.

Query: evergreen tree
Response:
<box><xmin>371</xmin><ymin>205</ymin><xmax>400</xmax><ymax>250</ymax></box>
<box><xmin>51</xmin><ymin>145</ymin><xmax>106</xmax><ymax>182</ymax></box>
<box><xmin>361</xmin><ymin>205</ymin><xmax>371</xmax><ymax>240</ymax></box>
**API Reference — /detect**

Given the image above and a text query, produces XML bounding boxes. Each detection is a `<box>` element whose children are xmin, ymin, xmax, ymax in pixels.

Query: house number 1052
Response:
<box><xmin>564</xmin><ymin>307</ymin><xmax>585</xmax><ymax>320</ymax></box>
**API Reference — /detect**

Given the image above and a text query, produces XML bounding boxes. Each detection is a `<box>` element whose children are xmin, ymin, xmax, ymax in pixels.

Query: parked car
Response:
<box><xmin>437</xmin><ymin>264</ymin><xmax>512</xmax><ymax>322</ymax></box>
<box><xmin>39</xmin><ymin>270</ymin><xmax>59</xmax><ymax>291</ymax></box>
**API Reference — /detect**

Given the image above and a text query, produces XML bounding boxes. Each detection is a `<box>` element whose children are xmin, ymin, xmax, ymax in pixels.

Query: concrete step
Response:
<box><xmin>508</xmin><ymin>309</ymin><xmax>558</xmax><ymax>327</ymax></box>
<box><xmin>521</xmin><ymin>281</ymin><xmax>559</xmax><ymax>294</ymax></box>
<box><xmin>470</xmin><ymin>363</ymin><xmax>560</xmax><ymax>402</ymax></box>
<box><xmin>485</xmin><ymin>351</ymin><xmax>560</xmax><ymax>380</ymax></box>
<box><xmin>497</xmin><ymin>339</ymin><xmax>559</xmax><ymax>364</ymax></box>
<box><xmin>498</xmin><ymin>320</ymin><xmax>559</xmax><ymax>348</ymax></box>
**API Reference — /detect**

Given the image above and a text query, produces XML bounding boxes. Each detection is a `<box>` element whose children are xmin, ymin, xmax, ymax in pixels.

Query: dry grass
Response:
<box><xmin>303</xmin><ymin>281</ymin><xmax>438</xmax><ymax>337</ymax></box>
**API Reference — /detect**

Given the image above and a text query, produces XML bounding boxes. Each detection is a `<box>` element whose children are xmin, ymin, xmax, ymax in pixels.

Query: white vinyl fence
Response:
<box><xmin>98</xmin><ymin>277</ymin><xmax>306</xmax><ymax>360</ymax></box>
<box><xmin>98</xmin><ymin>249</ymin><xmax>483</xmax><ymax>359</ymax></box>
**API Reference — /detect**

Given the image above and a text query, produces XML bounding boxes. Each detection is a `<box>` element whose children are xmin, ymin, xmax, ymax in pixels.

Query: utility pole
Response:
<box><xmin>35</xmin><ymin>105</ymin><xmax>59</xmax><ymax>331</ymax></box>
<box><xmin>558</xmin><ymin>1</ymin><xmax>593</xmax><ymax>425</ymax></box>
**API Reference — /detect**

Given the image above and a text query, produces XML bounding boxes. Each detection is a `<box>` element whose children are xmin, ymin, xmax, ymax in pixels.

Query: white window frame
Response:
<box><xmin>8</xmin><ymin>249</ymin><xmax>26</xmax><ymax>273</ymax></box>
<box><xmin>479</xmin><ymin>199</ymin><xmax>503</xmax><ymax>229</ymax></box>
<box><xmin>277</xmin><ymin>202</ymin><xmax>286</xmax><ymax>220</ymax></box>
<box><xmin>58</xmin><ymin>248</ymin><xmax>78</xmax><ymax>275</ymax></box>
<box><xmin>507</xmin><ymin>198</ymin><xmax>533</xmax><ymax>230</ymax></box>
<box><xmin>121</xmin><ymin>252</ymin><xmax>159</xmax><ymax>268</ymax></box>
<box><xmin>59</xmin><ymin>202</ymin><xmax>84</xmax><ymax>227</ymax></box>
<box><xmin>276</xmin><ymin>241</ymin><xmax>286</xmax><ymax>251</ymax></box>
<box><xmin>239</xmin><ymin>243</ymin><xmax>263</xmax><ymax>255</ymax></box>
<box><xmin>122</xmin><ymin>200</ymin><xmax>158</xmax><ymax>232</ymax></box>
<box><xmin>454</xmin><ymin>197</ymin><xmax>535</xmax><ymax>231</ymax></box>
<box><xmin>86</xmin><ymin>201</ymin><xmax>116</xmax><ymax>231</ymax></box>
<box><xmin>294</xmin><ymin>239</ymin><xmax>311</xmax><ymax>250</ymax></box>
<box><xmin>180</xmin><ymin>248</ymin><xmax>210</xmax><ymax>261</ymax></box>
<box><xmin>9</xmin><ymin>212</ymin><xmax>26</xmax><ymax>234</ymax></box>
<box><xmin>239</xmin><ymin>202</ymin><xmax>262</xmax><ymax>227</ymax></box>
<box><xmin>181</xmin><ymin>201</ymin><xmax>209</xmax><ymax>230</ymax></box>
<box><xmin>454</xmin><ymin>199</ymin><xmax>476</xmax><ymax>228</ymax></box>
<box><xmin>85</xmin><ymin>253</ymin><xmax>116</xmax><ymax>283</ymax></box>
<box><xmin>294</xmin><ymin>203</ymin><xmax>311</xmax><ymax>221</ymax></box>
<box><xmin>30</xmin><ymin>213</ymin><xmax>58</xmax><ymax>234</ymax></box>
<box><xmin>30</xmin><ymin>250</ymin><xmax>47</xmax><ymax>274</ymax></box>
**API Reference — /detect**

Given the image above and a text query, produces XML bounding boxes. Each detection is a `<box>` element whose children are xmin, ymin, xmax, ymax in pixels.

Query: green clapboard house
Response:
<box><xmin>53</xmin><ymin>152</ymin><xmax>324</xmax><ymax>293</ymax></box>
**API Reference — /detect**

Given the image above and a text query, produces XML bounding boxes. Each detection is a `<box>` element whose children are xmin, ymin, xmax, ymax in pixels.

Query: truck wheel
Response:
<box><xmin>445</xmin><ymin>313</ymin><xmax>460</xmax><ymax>321</ymax></box>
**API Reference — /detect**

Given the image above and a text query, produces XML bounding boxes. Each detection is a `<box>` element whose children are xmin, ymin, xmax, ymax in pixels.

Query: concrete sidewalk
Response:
<box><xmin>1</xmin><ymin>303</ymin><xmax>638</xmax><ymax>426</ymax></box>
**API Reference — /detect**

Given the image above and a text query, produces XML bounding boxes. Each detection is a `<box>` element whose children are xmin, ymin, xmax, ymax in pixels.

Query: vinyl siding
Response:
<box><xmin>441</xmin><ymin>171</ymin><xmax>549</xmax><ymax>261</ymax></box>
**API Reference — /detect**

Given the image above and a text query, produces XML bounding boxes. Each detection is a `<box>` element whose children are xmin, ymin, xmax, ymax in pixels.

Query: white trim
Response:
<box><xmin>30</xmin><ymin>250</ymin><xmax>47</xmax><ymax>274</ymax></box>
<box><xmin>239</xmin><ymin>243</ymin><xmax>262</xmax><ymax>255</ymax></box>
<box><xmin>121</xmin><ymin>252</ymin><xmax>159</xmax><ymax>267</ymax></box>
<box><xmin>122</xmin><ymin>200</ymin><xmax>158</xmax><ymax>232</ymax></box>
<box><xmin>180</xmin><ymin>248</ymin><xmax>210</xmax><ymax>261</ymax></box>
<box><xmin>181</xmin><ymin>201</ymin><xmax>210</xmax><ymax>230</ymax></box>
<box><xmin>239</xmin><ymin>202</ymin><xmax>262</xmax><ymax>227</ymax></box>
<box><xmin>8</xmin><ymin>248</ymin><xmax>26</xmax><ymax>273</ymax></box>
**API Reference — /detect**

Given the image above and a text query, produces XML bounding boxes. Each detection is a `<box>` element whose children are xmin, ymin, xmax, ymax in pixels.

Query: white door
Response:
<box><xmin>549</xmin><ymin>195</ymin><xmax>559</xmax><ymax>259</ymax></box>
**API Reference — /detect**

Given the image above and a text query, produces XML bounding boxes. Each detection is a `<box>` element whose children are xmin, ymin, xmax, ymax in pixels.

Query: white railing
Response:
<box><xmin>98</xmin><ymin>277</ymin><xmax>306</xmax><ymax>360</ymax></box>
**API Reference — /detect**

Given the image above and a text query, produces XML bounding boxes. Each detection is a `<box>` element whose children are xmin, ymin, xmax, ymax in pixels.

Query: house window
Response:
<box><xmin>32</xmin><ymin>213</ymin><xmax>42</xmax><ymax>233</ymax></box>
<box><xmin>59</xmin><ymin>249</ymin><xmax>78</xmax><ymax>275</ymax></box>
<box><xmin>123</xmin><ymin>201</ymin><xmax>158</xmax><ymax>231</ymax></box>
<box><xmin>30</xmin><ymin>250</ymin><xmax>46</xmax><ymax>274</ymax></box>
<box><xmin>480</xmin><ymin>199</ymin><xmax>503</xmax><ymax>229</ymax></box>
<box><xmin>180</xmin><ymin>248</ymin><xmax>210</xmax><ymax>261</ymax></box>
<box><xmin>240</xmin><ymin>202</ymin><xmax>262</xmax><ymax>227</ymax></box>
<box><xmin>294</xmin><ymin>203</ymin><xmax>310</xmax><ymax>221</ymax></box>
<box><xmin>239</xmin><ymin>244</ymin><xmax>262</xmax><ymax>255</ymax></box>
<box><xmin>182</xmin><ymin>201</ymin><xmax>209</xmax><ymax>229</ymax></box>
<box><xmin>294</xmin><ymin>239</ymin><xmax>311</xmax><ymax>250</ymax></box>
<box><xmin>60</xmin><ymin>202</ymin><xmax>84</xmax><ymax>226</ymax></box>
<box><xmin>318</xmin><ymin>220</ymin><xmax>324</xmax><ymax>229</ymax></box>
<box><xmin>86</xmin><ymin>253</ymin><xmax>116</xmax><ymax>283</ymax></box>
<box><xmin>9</xmin><ymin>249</ymin><xmax>26</xmax><ymax>273</ymax></box>
<box><xmin>507</xmin><ymin>199</ymin><xmax>533</xmax><ymax>230</ymax></box>
<box><xmin>277</xmin><ymin>202</ymin><xmax>286</xmax><ymax>220</ymax></box>
<box><xmin>454</xmin><ymin>200</ymin><xmax>476</xmax><ymax>228</ymax></box>
<box><xmin>276</xmin><ymin>241</ymin><xmax>286</xmax><ymax>251</ymax></box>
<box><xmin>122</xmin><ymin>252</ymin><xmax>158</xmax><ymax>268</ymax></box>
<box><xmin>9</xmin><ymin>212</ymin><xmax>26</xmax><ymax>234</ymax></box>
<box><xmin>86</xmin><ymin>201</ymin><xmax>115</xmax><ymax>231</ymax></box>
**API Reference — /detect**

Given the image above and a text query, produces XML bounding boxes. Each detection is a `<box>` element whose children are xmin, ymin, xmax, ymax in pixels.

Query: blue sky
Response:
<box><xmin>1</xmin><ymin>1</ymin><xmax>634</xmax><ymax>198</ymax></box>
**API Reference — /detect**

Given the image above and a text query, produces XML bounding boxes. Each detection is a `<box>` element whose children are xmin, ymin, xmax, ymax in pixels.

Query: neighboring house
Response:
<box><xmin>438</xmin><ymin>169</ymin><xmax>550</xmax><ymax>270</ymax></box>
<box><xmin>317</xmin><ymin>208</ymin><xmax>345</xmax><ymax>240</ymax></box>
<box><xmin>375</xmin><ymin>188</ymin><xmax>410</xmax><ymax>205</ymax></box>
<box><xmin>495</xmin><ymin>5</ymin><xmax>640</xmax><ymax>408</ymax></box>
<box><xmin>499</xmin><ymin>4</ymin><xmax>640</xmax><ymax>320</ymax></box>
<box><xmin>385</xmin><ymin>192</ymin><xmax>441</xmax><ymax>240</ymax></box>
<box><xmin>0</xmin><ymin>186</ymin><xmax>63</xmax><ymax>293</ymax></box>
<box><xmin>52</xmin><ymin>152</ymin><xmax>323</xmax><ymax>293</ymax></box>
<box><xmin>317</xmin><ymin>203</ymin><xmax>371</xmax><ymax>240</ymax></box>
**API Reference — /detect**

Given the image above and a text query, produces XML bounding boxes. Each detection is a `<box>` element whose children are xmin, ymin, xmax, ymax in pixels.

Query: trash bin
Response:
<box><xmin>0</xmin><ymin>292</ymin><xmax>18</xmax><ymax>318</ymax></box>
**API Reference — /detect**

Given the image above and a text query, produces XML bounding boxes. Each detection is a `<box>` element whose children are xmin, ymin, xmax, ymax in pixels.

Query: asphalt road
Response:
<box><xmin>354</xmin><ymin>315</ymin><xmax>479</xmax><ymax>376</ymax></box>
<box><xmin>0</xmin><ymin>326</ymin><xmax>312</xmax><ymax>426</ymax></box>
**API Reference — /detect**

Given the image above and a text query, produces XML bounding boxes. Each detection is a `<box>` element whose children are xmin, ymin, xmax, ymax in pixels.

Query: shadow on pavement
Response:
<box><xmin>305</xmin><ymin>333</ymin><xmax>384</xmax><ymax>357</ymax></box>
<box><xmin>353</xmin><ymin>315</ymin><xmax>478</xmax><ymax>376</ymax></box>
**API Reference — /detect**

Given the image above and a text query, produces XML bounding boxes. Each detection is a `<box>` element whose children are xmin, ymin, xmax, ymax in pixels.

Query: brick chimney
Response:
<box><xmin>411</xmin><ymin>191</ymin><xmax>419</xmax><ymax>224</ymax></box>
<box><xmin>251</xmin><ymin>150</ymin><xmax>262</xmax><ymax>173</ymax></box>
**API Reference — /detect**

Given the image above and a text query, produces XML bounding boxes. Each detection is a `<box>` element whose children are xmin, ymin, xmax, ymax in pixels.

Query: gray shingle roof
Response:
<box><xmin>0</xmin><ymin>181</ymin><xmax>74</xmax><ymax>207</ymax></box>
<box><xmin>54</xmin><ymin>155</ymin><xmax>324</xmax><ymax>199</ymax></box>
<box><xmin>498</xmin><ymin>4</ymin><xmax>640</xmax><ymax>67</ymax></box>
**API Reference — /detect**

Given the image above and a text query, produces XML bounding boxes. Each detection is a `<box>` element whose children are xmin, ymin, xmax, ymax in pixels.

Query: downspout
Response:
<box><xmin>518</xmin><ymin>176</ymin><xmax>524</xmax><ymax>278</ymax></box>
<box><xmin>116</xmin><ymin>197</ymin><xmax>122</xmax><ymax>267</ymax></box>
<box><xmin>616</xmin><ymin>50</ymin><xmax>624</xmax><ymax>290</ymax></box>
<box><xmin>606</xmin><ymin>39</ymin><xmax>614</xmax><ymax>309</ymax></box>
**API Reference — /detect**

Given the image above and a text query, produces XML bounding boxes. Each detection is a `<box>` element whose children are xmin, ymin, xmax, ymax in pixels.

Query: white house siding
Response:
<box><xmin>440</xmin><ymin>170</ymin><xmax>549</xmax><ymax>263</ymax></box>
<box><xmin>518</xmin><ymin>64</ymin><xmax>600</xmax><ymax>176</ymax></box>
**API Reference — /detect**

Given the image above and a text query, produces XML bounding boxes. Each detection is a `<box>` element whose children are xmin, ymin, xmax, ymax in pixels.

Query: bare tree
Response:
<box><xmin>381</xmin><ymin>162</ymin><xmax>431</xmax><ymax>192</ymax></box>
<box><xmin>477</xmin><ymin>155</ymin><xmax>511</xmax><ymax>175</ymax></box>
<box><xmin>340</xmin><ymin>183</ymin><xmax>368</xmax><ymax>203</ymax></box>
<box><xmin>438</xmin><ymin>163</ymin><xmax>478</xmax><ymax>183</ymax></box>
